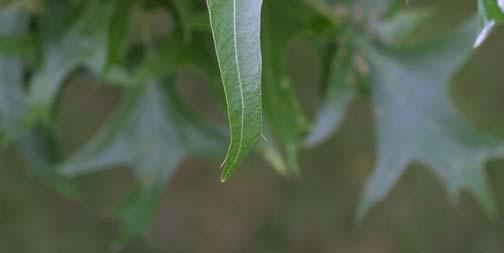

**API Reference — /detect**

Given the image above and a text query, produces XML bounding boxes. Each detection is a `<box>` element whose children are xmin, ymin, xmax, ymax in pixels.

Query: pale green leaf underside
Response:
<box><xmin>0</xmin><ymin>10</ymin><xmax>74</xmax><ymax>195</ymax></box>
<box><xmin>60</xmin><ymin>80</ymin><xmax>225</xmax><ymax>242</ymax></box>
<box><xmin>207</xmin><ymin>0</ymin><xmax>263</xmax><ymax>181</ymax></box>
<box><xmin>305</xmin><ymin>43</ymin><xmax>356</xmax><ymax>147</ymax></box>
<box><xmin>28</xmin><ymin>0</ymin><xmax>115</xmax><ymax>123</ymax></box>
<box><xmin>0</xmin><ymin>12</ymin><xmax>27</xmax><ymax>140</ymax></box>
<box><xmin>358</xmin><ymin>18</ymin><xmax>504</xmax><ymax>220</ymax></box>
<box><xmin>306</xmin><ymin>9</ymin><xmax>430</xmax><ymax>146</ymax></box>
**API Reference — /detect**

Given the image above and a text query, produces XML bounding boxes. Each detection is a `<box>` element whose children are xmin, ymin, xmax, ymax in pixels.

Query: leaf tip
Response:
<box><xmin>355</xmin><ymin>198</ymin><xmax>374</xmax><ymax>224</ymax></box>
<box><xmin>473</xmin><ymin>20</ymin><xmax>495</xmax><ymax>48</ymax></box>
<box><xmin>220</xmin><ymin>170</ymin><xmax>231</xmax><ymax>182</ymax></box>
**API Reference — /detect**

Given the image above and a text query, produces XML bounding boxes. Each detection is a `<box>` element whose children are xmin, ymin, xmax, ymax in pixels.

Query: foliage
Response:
<box><xmin>0</xmin><ymin>0</ymin><xmax>503</xmax><ymax>246</ymax></box>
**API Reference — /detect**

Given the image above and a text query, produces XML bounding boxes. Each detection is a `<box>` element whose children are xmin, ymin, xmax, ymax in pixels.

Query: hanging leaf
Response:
<box><xmin>60</xmin><ymin>80</ymin><xmax>225</xmax><ymax>243</ymax></box>
<box><xmin>207</xmin><ymin>0</ymin><xmax>263</xmax><ymax>181</ymax></box>
<box><xmin>357</xmin><ymin>18</ymin><xmax>504</xmax><ymax>220</ymax></box>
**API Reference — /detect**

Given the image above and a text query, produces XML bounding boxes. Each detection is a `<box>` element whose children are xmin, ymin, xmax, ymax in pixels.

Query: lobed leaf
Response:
<box><xmin>358</xmin><ymin>17</ymin><xmax>504</xmax><ymax>220</ymax></box>
<box><xmin>306</xmin><ymin>5</ymin><xmax>429</xmax><ymax>147</ymax></box>
<box><xmin>60</xmin><ymin>80</ymin><xmax>225</xmax><ymax>243</ymax></box>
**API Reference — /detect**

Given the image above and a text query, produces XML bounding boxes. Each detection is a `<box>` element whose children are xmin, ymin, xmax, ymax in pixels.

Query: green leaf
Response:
<box><xmin>60</xmin><ymin>80</ymin><xmax>225</xmax><ymax>243</ymax></box>
<box><xmin>207</xmin><ymin>0</ymin><xmax>263</xmax><ymax>181</ymax></box>
<box><xmin>28</xmin><ymin>0</ymin><xmax>116</xmax><ymax>123</ymax></box>
<box><xmin>482</xmin><ymin>0</ymin><xmax>504</xmax><ymax>20</ymax></box>
<box><xmin>0</xmin><ymin>34</ymin><xmax>35</xmax><ymax>61</ymax></box>
<box><xmin>357</xmin><ymin>18</ymin><xmax>504</xmax><ymax>220</ymax></box>
<box><xmin>105</xmin><ymin>0</ymin><xmax>135</xmax><ymax>71</ymax></box>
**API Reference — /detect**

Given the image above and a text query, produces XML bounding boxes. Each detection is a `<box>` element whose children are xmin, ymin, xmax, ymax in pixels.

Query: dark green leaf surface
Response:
<box><xmin>135</xmin><ymin>32</ymin><xmax>220</xmax><ymax>86</ymax></box>
<box><xmin>207</xmin><ymin>0</ymin><xmax>263</xmax><ymax>181</ymax></box>
<box><xmin>0</xmin><ymin>34</ymin><xmax>35</xmax><ymax>61</ymax></box>
<box><xmin>105</xmin><ymin>0</ymin><xmax>135</xmax><ymax>71</ymax></box>
<box><xmin>358</xmin><ymin>18</ymin><xmax>504</xmax><ymax>220</ymax></box>
<box><xmin>60</xmin><ymin>80</ymin><xmax>225</xmax><ymax>242</ymax></box>
<box><xmin>482</xmin><ymin>0</ymin><xmax>504</xmax><ymax>20</ymax></box>
<box><xmin>167</xmin><ymin>0</ymin><xmax>199</xmax><ymax>38</ymax></box>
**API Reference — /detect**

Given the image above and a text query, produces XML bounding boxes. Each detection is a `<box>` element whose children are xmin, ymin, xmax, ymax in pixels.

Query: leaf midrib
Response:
<box><xmin>207</xmin><ymin>0</ymin><xmax>247</xmax><ymax>180</ymax></box>
<box><xmin>226</xmin><ymin>0</ymin><xmax>246</xmax><ymax>176</ymax></box>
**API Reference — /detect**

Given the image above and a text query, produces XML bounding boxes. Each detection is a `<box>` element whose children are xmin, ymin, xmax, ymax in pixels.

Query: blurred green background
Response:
<box><xmin>2</xmin><ymin>0</ymin><xmax>504</xmax><ymax>252</ymax></box>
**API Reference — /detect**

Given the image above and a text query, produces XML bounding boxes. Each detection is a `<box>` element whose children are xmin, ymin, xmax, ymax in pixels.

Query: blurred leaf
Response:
<box><xmin>307</xmin><ymin>9</ymin><xmax>434</xmax><ymax>146</ymax></box>
<box><xmin>0</xmin><ymin>10</ymin><xmax>74</xmax><ymax>196</ymax></box>
<box><xmin>259</xmin><ymin>136</ymin><xmax>291</xmax><ymax>177</ymax></box>
<box><xmin>207</xmin><ymin>0</ymin><xmax>263</xmax><ymax>181</ymax></box>
<box><xmin>168</xmin><ymin>0</ymin><xmax>199</xmax><ymax>38</ymax></box>
<box><xmin>0</xmin><ymin>34</ymin><xmax>35</xmax><ymax>62</ymax></box>
<box><xmin>261</xmin><ymin>0</ymin><xmax>322</xmax><ymax>175</ymax></box>
<box><xmin>105</xmin><ymin>0</ymin><xmax>135</xmax><ymax>71</ymax></box>
<box><xmin>370</xmin><ymin>8</ymin><xmax>432</xmax><ymax>47</ymax></box>
<box><xmin>136</xmin><ymin>32</ymin><xmax>220</xmax><ymax>85</ymax></box>
<box><xmin>0</xmin><ymin>12</ymin><xmax>29</xmax><ymax>141</ymax></box>
<box><xmin>305</xmin><ymin>41</ymin><xmax>357</xmax><ymax>146</ymax></box>
<box><xmin>322</xmin><ymin>0</ymin><xmax>394</xmax><ymax>15</ymax></box>
<box><xmin>357</xmin><ymin>18</ymin><xmax>504</xmax><ymax>220</ymax></box>
<box><xmin>28</xmin><ymin>0</ymin><xmax>116</xmax><ymax>123</ymax></box>
<box><xmin>60</xmin><ymin>80</ymin><xmax>225</xmax><ymax>243</ymax></box>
